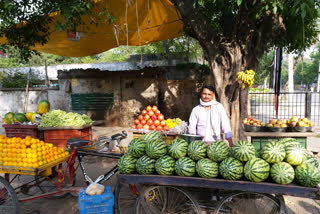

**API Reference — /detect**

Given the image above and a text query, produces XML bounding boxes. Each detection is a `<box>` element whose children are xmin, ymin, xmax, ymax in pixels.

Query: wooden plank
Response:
<box><xmin>118</xmin><ymin>174</ymin><xmax>320</xmax><ymax>200</ymax></box>
<box><xmin>244</xmin><ymin>132</ymin><xmax>317</xmax><ymax>137</ymax></box>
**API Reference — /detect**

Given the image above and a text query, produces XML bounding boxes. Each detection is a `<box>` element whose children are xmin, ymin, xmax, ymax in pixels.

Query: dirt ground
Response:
<box><xmin>1</xmin><ymin>126</ymin><xmax>320</xmax><ymax>214</ymax></box>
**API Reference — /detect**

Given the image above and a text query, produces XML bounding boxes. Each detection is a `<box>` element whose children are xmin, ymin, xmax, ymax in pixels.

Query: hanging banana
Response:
<box><xmin>236</xmin><ymin>69</ymin><xmax>255</xmax><ymax>89</ymax></box>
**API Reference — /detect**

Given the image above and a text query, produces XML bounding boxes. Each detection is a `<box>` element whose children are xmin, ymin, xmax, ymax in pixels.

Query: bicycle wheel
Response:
<box><xmin>0</xmin><ymin>176</ymin><xmax>19</xmax><ymax>214</ymax></box>
<box><xmin>35</xmin><ymin>161</ymin><xmax>76</xmax><ymax>198</ymax></box>
<box><xmin>139</xmin><ymin>186</ymin><xmax>201</xmax><ymax>214</ymax></box>
<box><xmin>114</xmin><ymin>183</ymin><xmax>142</xmax><ymax>214</ymax></box>
<box><xmin>214</xmin><ymin>191</ymin><xmax>280</xmax><ymax>214</ymax></box>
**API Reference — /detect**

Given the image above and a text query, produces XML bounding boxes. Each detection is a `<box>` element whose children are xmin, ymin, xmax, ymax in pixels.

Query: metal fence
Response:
<box><xmin>249</xmin><ymin>92</ymin><xmax>320</xmax><ymax>129</ymax></box>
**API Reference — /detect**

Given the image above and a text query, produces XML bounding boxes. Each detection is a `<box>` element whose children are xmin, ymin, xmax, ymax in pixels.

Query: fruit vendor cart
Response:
<box><xmin>118</xmin><ymin>174</ymin><xmax>320</xmax><ymax>214</ymax></box>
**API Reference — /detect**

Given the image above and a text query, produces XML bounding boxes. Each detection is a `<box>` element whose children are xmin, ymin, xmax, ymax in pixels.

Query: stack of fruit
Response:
<box><xmin>165</xmin><ymin>118</ymin><xmax>182</xmax><ymax>128</ymax></box>
<box><xmin>288</xmin><ymin>116</ymin><xmax>314</xmax><ymax>128</ymax></box>
<box><xmin>119</xmin><ymin>132</ymin><xmax>320</xmax><ymax>188</ymax></box>
<box><xmin>131</xmin><ymin>105</ymin><xmax>169</xmax><ymax>131</ymax></box>
<box><xmin>0</xmin><ymin>135</ymin><xmax>69</xmax><ymax>168</ymax></box>
<box><xmin>266</xmin><ymin>119</ymin><xmax>288</xmax><ymax>128</ymax></box>
<box><xmin>236</xmin><ymin>69</ymin><xmax>255</xmax><ymax>89</ymax></box>
<box><xmin>243</xmin><ymin>117</ymin><xmax>265</xmax><ymax>127</ymax></box>
<box><xmin>3</xmin><ymin>100</ymin><xmax>50</xmax><ymax>125</ymax></box>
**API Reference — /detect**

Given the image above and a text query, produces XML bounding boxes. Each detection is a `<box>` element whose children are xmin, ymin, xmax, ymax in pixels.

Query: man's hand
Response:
<box><xmin>227</xmin><ymin>138</ymin><xmax>233</xmax><ymax>147</ymax></box>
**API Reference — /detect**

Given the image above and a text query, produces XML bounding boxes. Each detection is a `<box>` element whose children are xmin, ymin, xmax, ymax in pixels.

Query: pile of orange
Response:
<box><xmin>0</xmin><ymin>135</ymin><xmax>69</xmax><ymax>168</ymax></box>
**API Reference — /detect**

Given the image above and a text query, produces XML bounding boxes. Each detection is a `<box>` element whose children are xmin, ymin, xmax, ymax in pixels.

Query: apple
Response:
<box><xmin>302</xmin><ymin>118</ymin><xmax>309</xmax><ymax>123</ymax></box>
<box><xmin>137</xmin><ymin>124</ymin><xmax>143</xmax><ymax>129</ymax></box>
<box><xmin>163</xmin><ymin>126</ymin><xmax>170</xmax><ymax>131</ymax></box>
<box><xmin>290</xmin><ymin>121</ymin><xmax>297</xmax><ymax>127</ymax></box>
<box><xmin>158</xmin><ymin>114</ymin><xmax>165</xmax><ymax>121</ymax></box>
<box><xmin>152</xmin><ymin>106</ymin><xmax>158</xmax><ymax>112</ymax></box>
<box><xmin>266</xmin><ymin>123</ymin><xmax>273</xmax><ymax>127</ymax></box>
<box><xmin>155</xmin><ymin>110</ymin><xmax>161</xmax><ymax>116</ymax></box>
<box><xmin>156</xmin><ymin>126</ymin><xmax>163</xmax><ymax>131</ymax></box>
<box><xmin>291</xmin><ymin>116</ymin><xmax>298</xmax><ymax>122</ymax></box>
<box><xmin>281</xmin><ymin>119</ymin><xmax>287</xmax><ymax>124</ymax></box>
<box><xmin>134</xmin><ymin>119</ymin><xmax>140</xmax><ymax>125</ymax></box>
<box><xmin>243</xmin><ymin>119</ymin><xmax>248</xmax><ymax>124</ymax></box>
<box><xmin>298</xmin><ymin>121</ymin><xmax>306</xmax><ymax>127</ymax></box>
<box><xmin>274</xmin><ymin>124</ymin><xmax>281</xmax><ymax>128</ymax></box>
<box><xmin>149</xmin><ymin>125</ymin><xmax>156</xmax><ymax>130</ymax></box>
<box><xmin>281</xmin><ymin>124</ymin><xmax>287</xmax><ymax>128</ymax></box>
<box><xmin>309</xmin><ymin>121</ymin><xmax>314</xmax><ymax>127</ymax></box>
<box><xmin>142</xmin><ymin>110</ymin><xmax>147</xmax><ymax>116</ymax></box>
<box><xmin>146</xmin><ymin>106</ymin><xmax>152</xmax><ymax>112</ymax></box>
<box><xmin>144</xmin><ymin>115</ymin><xmax>150</xmax><ymax>121</ymax></box>
<box><xmin>148</xmin><ymin>111</ymin><xmax>154</xmax><ymax>117</ymax></box>
<box><xmin>138</xmin><ymin>115</ymin><xmax>144</xmax><ymax>121</ymax></box>
<box><xmin>270</xmin><ymin>119</ymin><xmax>277</xmax><ymax>125</ymax></box>
<box><xmin>131</xmin><ymin>125</ymin><xmax>136</xmax><ymax>129</ymax></box>
<box><xmin>261</xmin><ymin>122</ymin><xmax>265</xmax><ymax>126</ymax></box>
<box><xmin>141</xmin><ymin>120</ymin><xmax>147</xmax><ymax>125</ymax></box>
<box><xmin>147</xmin><ymin>119</ymin><xmax>153</xmax><ymax>126</ymax></box>
<box><xmin>151</xmin><ymin>115</ymin><xmax>157</xmax><ymax>121</ymax></box>
<box><xmin>160</xmin><ymin>120</ymin><xmax>166</xmax><ymax>127</ymax></box>
<box><xmin>276</xmin><ymin>120</ymin><xmax>282</xmax><ymax>125</ymax></box>
<box><xmin>154</xmin><ymin>120</ymin><xmax>160</xmax><ymax>126</ymax></box>
<box><xmin>143</xmin><ymin>124</ymin><xmax>150</xmax><ymax>130</ymax></box>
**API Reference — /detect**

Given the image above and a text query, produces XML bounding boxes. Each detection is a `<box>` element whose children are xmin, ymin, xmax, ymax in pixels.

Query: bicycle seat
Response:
<box><xmin>67</xmin><ymin>138</ymin><xmax>92</xmax><ymax>147</ymax></box>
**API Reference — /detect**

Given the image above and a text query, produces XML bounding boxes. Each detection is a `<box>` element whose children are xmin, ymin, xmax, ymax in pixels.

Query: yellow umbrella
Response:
<box><xmin>0</xmin><ymin>0</ymin><xmax>183</xmax><ymax>57</ymax></box>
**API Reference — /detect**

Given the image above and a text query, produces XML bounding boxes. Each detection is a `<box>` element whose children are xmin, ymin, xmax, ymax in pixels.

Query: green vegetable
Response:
<box><xmin>38</xmin><ymin>110</ymin><xmax>94</xmax><ymax>127</ymax></box>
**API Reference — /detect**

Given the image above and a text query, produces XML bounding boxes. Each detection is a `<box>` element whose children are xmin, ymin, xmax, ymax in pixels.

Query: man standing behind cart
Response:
<box><xmin>188</xmin><ymin>85</ymin><xmax>234</xmax><ymax>147</ymax></box>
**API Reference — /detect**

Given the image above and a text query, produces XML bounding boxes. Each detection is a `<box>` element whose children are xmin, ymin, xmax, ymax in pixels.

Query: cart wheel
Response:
<box><xmin>134</xmin><ymin>197</ymin><xmax>148</xmax><ymax>214</ymax></box>
<box><xmin>214</xmin><ymin>191</ymin><xmax>281</xmax><ymax>214</ymax></box>
<box><xmin>114</xmin><ymin>183</ymin><xmax>142</xmax><ymax>214</ymax></box>
<box><xmin>139</xmin><ymin>186</ymin><xmax>201</xmax><ymax>214</ymax></box>
<box><xmin>0</xmin><ymin>176</ymin><xmax>19</xmax><ymax>214</ymax></box>
<box><xmin>35</xmin><ymin>161</ymin><xmax>76</xmax><ymax>199</ymax></box>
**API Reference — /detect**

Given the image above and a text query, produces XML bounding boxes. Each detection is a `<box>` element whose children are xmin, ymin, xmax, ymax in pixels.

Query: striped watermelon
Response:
<box><xmin>270</xmin><ymin>162</ymin><xmax>295</xmax><ymax>185</ymax></box>
<box><xmin>303</xmin><ymin>153</ymin><xmax>319</xmax><ymax>168</ymax></box>
<box><xmin>128</xmin><ymin>138</ymin><xmax>147</xmax><ymax>158</ymax></box>
<box><xmin>278</xmin><ymin>138</ymin><xmax>296</xmax><ymax>144</ymax></box>
<box><xmin>207</xmin><ymin>140</ymin><xmax>229</xmax><ymax>162</ymax></box>
<box><xmin>295</xmin><ymin>163</ymin><xmax>320</xmax><ymax>187</ymax></box>
<box><xmin>284</xmin><ymin>141</ymin><xmax>302</xmax><ymax>150</ymax></box>
<box><xmin>146</xmin><ymin>139</ymin><xmax>167</xmax><ymax>159</ymax></box>
<box><xmin>196</xmin><ymin>158</ymin><xmax>219</xmax><ymax>178</ymax></box>
<box><xmin>244</xmin><ymin>158</ymin><xmax>270</xmax><ymax>182</ymax></box>
<box><xmin>285</xmin><ymin>145</ymin><xmax>306</xmax><ymax>166</ymax></box>
<box><xmin>187</xmin><ymin>141</ymin><xmax>207</xmax><ymax>161</ymax></box>
<box><xmin>175</xmin><ymin>157</ymin><xmax>196</xmax><ymax>177</ymax></box>
<box><xmin>118</xmin><ymin>154</ymin><xmax>138</xmax><ymax>174</ymax></box>
<box><xmin>143</xmin><ymin>130</ymin><xmax>162</xmax><ymax>142</ymax></box>
<box><xmin>168</xmin><ymin>138</ymin><xmax>188</xmax><ymax>159</ymax></box>
<box><xmin>136</xmin><ymin>155</ymin><xmax>156</xmax><ymax>174</ymax></box>
<box><xmin>232</xmin><ymin>140</ymin><xmax>255</xmax><ymax>162</ymax></box>
<box><xmin>155</xmin><ymin>155</ymin><xmax>176</xmax><ymax>175</ymax></box>
<box><xmin>260</xmin><ymin>141</ymin><xmax>286</xmax><ymax>163</ymax></box>
<box><xmin>219</xmin><ymin>157</ymin><xmax>243</xmax><ymax>180</ymax></box>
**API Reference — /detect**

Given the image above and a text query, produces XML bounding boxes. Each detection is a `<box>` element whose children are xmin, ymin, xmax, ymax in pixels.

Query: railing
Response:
<box><xmin>249</xmin><ymin>92</ymin><xmax>320</xmax><ymax>129</ymax></box>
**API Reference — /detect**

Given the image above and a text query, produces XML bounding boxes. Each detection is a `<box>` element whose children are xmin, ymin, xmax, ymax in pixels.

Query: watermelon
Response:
<box><xmin>244</xmin><ymin>158</ymin><xmax>270</xmax><ymax>182</ymax></box>
<box><xmin>143</xmin><ymin>130</ymin><xmax>162</xmax><ymax>143</ymax></box>
<box><xmin>155</xmin><ymin>155</ymin><xmax>176</xmax><ymax>175</ymax></box>
<box><xmin>136</xmin><ymin>155</ymin><xmax>156</xmax><ymax>174</ymax></box>
<box><xmin>295</xmin><ymin>163</ymin><xmax>320</xmax><ymax>187</ymax></box>
<box><xmin>232</xmin><ymin>140</ymin><xmax>255</xmax><ymax>162</ymax></box>
<box><xmin>285</xmin><ymin>145</ymin><xmax>306</xmax><ymax>166</ymax></box>
<box><xmin>270</xmin><ymin>162</ymin><xmax>295</xmax><ymax>185</ymax></box>
<box><xmin>187</xmin><ymin>140</ymin><xmax>207</xmax><ymax>161</ymax></box>
<box><xmin>278</xmin><ymin>138</ymin><xmax>296</xmax><ymax>144</ymax></box>
<box><xmin>219</xmin><ymin>157</ymin><xmax>243</xmax><ymax>180</ymax></box>
<box><xmin>38</xmin><ymin>100</ymin><xmax>50</xmax><ymax>115</ymax></box>
<box><xmin>284</xmin><ymin>141</ymin><xmax>302</xmax><ymax>150</ymax></box>
<box><xmin>13</xmin><ymin>113</ymin><xmax>27</xmax><ymax>123</ymax></box>
<box><xmin>168</xmin><ymin>138</ymin><xmax>188</xmax><ymax>159</ymax></box>
<box><xmin>4</xmin><ymin>112</ymin><xmax>14</xmax><ymax>124</ymax></box>
<box><xmin>196</xmin><ymin>158</ymin><xmax>219</xmax><ymax>178</ymax></box>
<box><xmin>118</xmin><ymin>154</ymin><xmax>138</xmax><ymax>174</ymax></box>
<box><xmin>260</xmin><ymin>141</ymin><xmax>286</xmax><ymax>163</ymax></box>
<box><xmin>303</xmin><ymin>153</ymin><xmax>319</xmax><ymax>168</ymax></box>
<box><xmin>207</xmin><ymin>140</ymin><xmax>229</xmax><ymax>162</ymax></box>
<box><xmin>127</xmin><ymin>138</ymin><xmax>147</xmax><ymax>158</ymax></box>
<box><xmin>175</xmin><ymin>157</ymin><xmax>196</xmax><ymax>177</ymax></box>
<box><xmin>146</xmin><ymin>139</ymin><xmax>167</xmax><ymax>159</ymax></box>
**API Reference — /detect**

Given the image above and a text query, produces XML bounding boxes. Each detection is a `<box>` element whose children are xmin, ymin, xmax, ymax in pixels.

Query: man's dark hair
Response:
<box><xmin>201</xmin><ymin>85</ymin><xmax>214</xmax><ymax>93</ymax></box>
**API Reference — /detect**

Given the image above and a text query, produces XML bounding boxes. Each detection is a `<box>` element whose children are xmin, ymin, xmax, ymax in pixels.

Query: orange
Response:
<box><xmin>26</xmin><ymin>148</ymin><xmax>32</xmax><ymax>153</ymax></box>
<box><xmin>27</xmin><ymin>153</ymin><xmax>32</xmax><ymax>159</ymax></box>
<box><xmin>0</xmin><ymin>135</ymin><xmax>5</xmax><ymax>139</ymax></box>
<box><xmin>31</xmin><ymin>144</ymin><xmax>37</xmax><ymax>149</ymax></box>
<box><xmin>25</xmin><ymin>141</ymin><xmax>31</xmax><ymax>146</ymax></box>
<box><xmin>32</xmin><ymin>163</ymin><xmax>39</xmax><ymax>168</ymax></box>
<box><xmin>23</xmin><ymin>162</ymin><xmax>28</xmax><ymax>167</ymax></box>
<box><xmin>21</xmin><ymin>144</ymin><xmax>26</xmax><ymax>149</ymax></box>
<box><xmin>25</xmin><ymin>136</ymin><xmax>32</xmax><ymax>141</ymax></box>
<box><xmin>31</xmin><ymin>139</ymin><xmax>37</xmax><ymax>144</ymax></box>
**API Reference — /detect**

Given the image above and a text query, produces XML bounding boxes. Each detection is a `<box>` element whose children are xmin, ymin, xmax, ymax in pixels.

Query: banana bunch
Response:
<box><xmin>236</xmin><ymin>69</ymin><xmax>255</xmax><ymax>89</ymax></box>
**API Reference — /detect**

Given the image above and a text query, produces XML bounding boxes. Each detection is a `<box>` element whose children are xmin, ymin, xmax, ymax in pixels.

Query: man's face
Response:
<box><xmin>201</xmin><ymin>88</ymin><xmax>214</xmax><ymax>102</ymax></box>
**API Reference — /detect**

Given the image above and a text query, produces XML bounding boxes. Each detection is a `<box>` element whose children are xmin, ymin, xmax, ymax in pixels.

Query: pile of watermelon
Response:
<box><xmin>118</xmin><ymin>133</ymin><xmax>320</xmax><ymax>188</ymax></box>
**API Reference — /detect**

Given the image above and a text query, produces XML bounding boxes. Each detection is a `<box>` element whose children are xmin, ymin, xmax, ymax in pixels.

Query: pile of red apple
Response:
<box><xmin>243</xmin><ymin>117</ymin><xmax>265</xmax><ymax>126</ymax></box>
<box><xmin>131</xmin><ymin>105</ymin><xmax>170</xmax><ymax>131</ymax></box>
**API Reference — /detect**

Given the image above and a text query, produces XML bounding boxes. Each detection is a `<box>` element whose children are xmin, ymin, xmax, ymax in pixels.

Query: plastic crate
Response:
<box><xmin>252</xmin><ymin>137</ymin><xmax>307</xmax><ymax>151</ymax></box>
<box><xmin>78</xmin><ymin>186</ymin><xmax>114</xmax><ymax>214</ymax></box>
<box><xmin>2</xmin><ymin>124</ymin><xmax>44</xmax><ymax>140</ymax></box>
<box><xmin>43</xmin><ymin>127</ymin><xmax>92</xmax><ymax>148</ymax></box>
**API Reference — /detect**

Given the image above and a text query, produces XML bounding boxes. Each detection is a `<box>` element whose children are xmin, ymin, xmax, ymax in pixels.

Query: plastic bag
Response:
<box><xmin>85</xmin><ymin>183</ymin><xmax>105</xmax><ymax>196</ymax></box>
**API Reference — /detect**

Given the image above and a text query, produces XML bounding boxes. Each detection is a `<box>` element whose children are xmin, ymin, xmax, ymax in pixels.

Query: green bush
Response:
<box><xmin>0</xmin><ymin>71</ymin><xmax>41</xmax><ymax>88</ymax></box>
